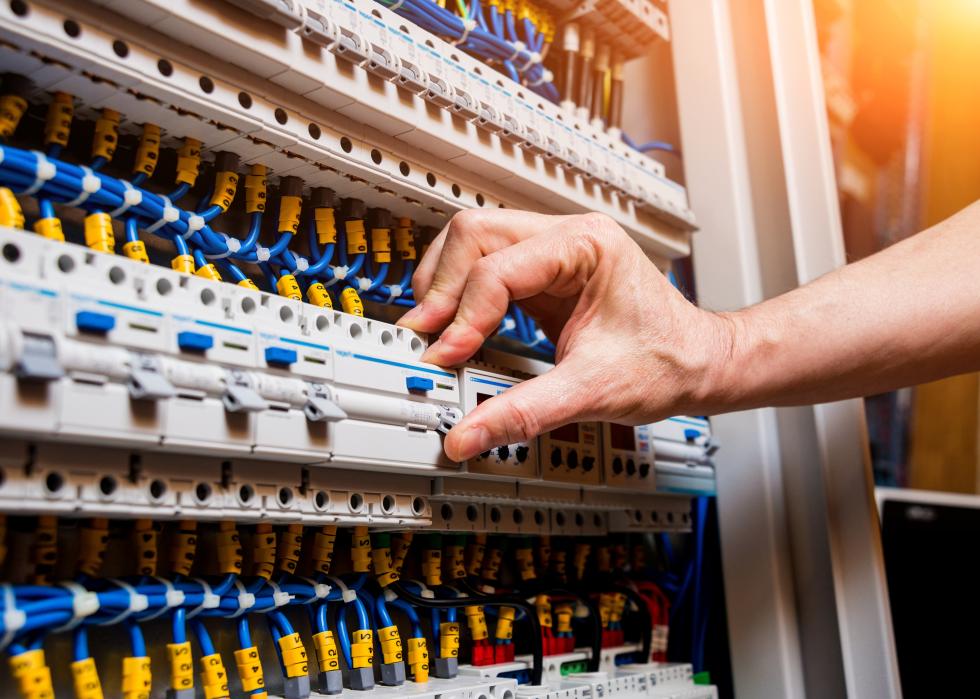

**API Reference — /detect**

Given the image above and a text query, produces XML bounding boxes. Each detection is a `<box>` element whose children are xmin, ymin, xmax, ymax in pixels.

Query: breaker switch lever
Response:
<box><xmin>128</xmin><ymin>355</ymin><xmax>175</xmax><ymax>400</ymax></box>
<box><xmin>223</xmin><ymin>370</ymin><xmax>268</xmax><ymax>412</ymax></box>
<box><xmin>435</xmin><ymin>406</ymin><xmax>462</xmax><ymax>435</ymax></box>
<box><xmin>305</xmin><ymin>384</ymin><xmax>347</xmax><ymax>423</ymax></box>
<box><xmin>15</xmin><ymin>332</ymin><xmax>63</xmax><ymax>381</ymax></box>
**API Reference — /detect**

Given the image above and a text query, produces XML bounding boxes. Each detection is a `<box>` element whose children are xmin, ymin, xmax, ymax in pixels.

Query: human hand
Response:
<box><xmin>397</xmin><ymin>210</ymin><xmax>733</xmax><ymax>461</ymax></box>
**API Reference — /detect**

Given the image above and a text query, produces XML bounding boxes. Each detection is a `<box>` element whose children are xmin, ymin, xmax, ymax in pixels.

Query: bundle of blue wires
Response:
<box><xmin>0</xmin><ymin>143</ymin><xmax>554</xmax><ymax>354</ymax></box>
<box><xmin>374</xmin><ymin>0</ymin><xmax>559</xmax><ymax>103</ymax></box>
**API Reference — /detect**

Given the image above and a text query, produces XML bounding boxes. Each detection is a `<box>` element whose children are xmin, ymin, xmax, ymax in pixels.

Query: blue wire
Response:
<box><xmin>389</xmin><ymin>599</ymin><xmax>424</xmax><ymax>638</ymax></box>
<box><xmin>335</xmin><ymin>604</ymin><xmax>353</xmax><ymax>668</ymax></box>
<box><xmin>72</xmin><ymin>627</ymin><xmax>89</xmax><ymax>662</ymax></box>
<box><xmin>191</xmin><ymin>619</ymin><xmax>216</xmax><ymax>656</ymax></box>
<box><xmin>125</xmin><ymin>217</ymin><xmax>140</xmax><ymax>244</ymax></box>
<box><xmin>621</xmin><ymin>132</ymin><xmax>677</xmax><ymax>154</ymax></box>
<box><xmin>169</xmin><ymin>182</ymin><xmax>190</xmax><ymax>202</ymax></box>
<box><xmin>238</xmin><ymin>617</ymin><xmax>253</xmax><ymax>649</ymax></box>
<box><xmin>172</xmin><ymin>608</ymin><xmax>187</xmax><ymax>644</ymax></box>
<box><xmin>127</xmin><ymin>620</ymin><xmax>147</xmax><ymax>657</ymax></box>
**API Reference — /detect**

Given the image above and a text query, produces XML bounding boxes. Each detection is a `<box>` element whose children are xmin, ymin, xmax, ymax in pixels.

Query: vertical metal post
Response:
<box><xmin>762</xmin><ymin>1</ymin><xmax>902</xmax><ymax>696</ymax></box>
<box><xmin>673</xmin><ymin>0</ymin><xmax>901</xmax><ymax>696</ymax></box>
<box><xmin>670</xmin><ymin>2</ymin><xmax>806</xmax><ymax>697</ymax></box>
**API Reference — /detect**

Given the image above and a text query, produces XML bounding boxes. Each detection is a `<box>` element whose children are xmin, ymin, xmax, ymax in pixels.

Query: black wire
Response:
<box><xmin>390</xmin><ymin>580</ymin><xmax>544</xmax><ymax>685</ymax></box>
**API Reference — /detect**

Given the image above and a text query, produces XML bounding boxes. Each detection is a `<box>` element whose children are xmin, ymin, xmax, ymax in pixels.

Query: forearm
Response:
<box><xmin>703</xmin><ymin>200</ymin><xmax>980</xmax><ymax>411</ymax></box>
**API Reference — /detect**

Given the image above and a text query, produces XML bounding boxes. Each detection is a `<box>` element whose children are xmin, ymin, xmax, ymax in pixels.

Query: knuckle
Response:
<box><xmin>470</xmin><ymin>255</ymin><xmax>503</xmax><ymax>285</ymax></box>
<box><xmin>578</xmin><ymin>211</ymin><xmax>615</xmax><ymax>235</ymax></box>
<box><xmin>448</xmin><ymin>208</ymin><xmax>489</xmax><ymax>238</ymax></box>
<box><xmin>499</xmin><ymin>396</ymin><xmax>541</xmax><ymax>444</ymax></box>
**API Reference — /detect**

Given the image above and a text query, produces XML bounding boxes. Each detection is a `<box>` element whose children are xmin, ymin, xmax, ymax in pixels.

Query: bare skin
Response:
<box><xmin>396</xmin><ymin>203</ymin><xmax>980</xmax><ymax>462</ymax></box>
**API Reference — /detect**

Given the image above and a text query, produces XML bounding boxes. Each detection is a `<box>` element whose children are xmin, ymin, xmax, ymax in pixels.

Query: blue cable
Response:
<box><xmin>621</xmin><ymin>132</ymin><xmax>677</xmax><ymax>154</ymax></box>
<box><xmin>238</xmin><ymin>617</ymin><xmax>253</xmax><ymax>649</ymax></box>
<box><xmin>169</xmin><ymin>182</ymin><xmax>190</xmax><ymax>202</ymax></box>
<box><xmin>127</xmin><ymin>620</ymin><xmax>147</xmax><ymax>657</ymax></box>
<box><xmin>72</xmin><ymin>627</ymin><xmax>89</xmax><ymax>662</ymax></box>
<box><xmin>172</xmin><ymin>608</ymin><xmax>187</xmax><ymax>644</ymax></box>
<box><xmin>389</xmin><ymin>599</ymin><xmax>424</xmax><ymax>638</ymax></box>
<box><xmin>124</xmin><ymin>217</ymin><xmax>140</xmax><ymax>244</ymax></box>
<box><xmin>190</xmin><ymin>619</ymin><xmax>216</xmax><ymax>656</ymax></box>
<box><xmin>335</xmin><ymin>604</ymin><xmax>353</xmax><ymax>668</ymax></box>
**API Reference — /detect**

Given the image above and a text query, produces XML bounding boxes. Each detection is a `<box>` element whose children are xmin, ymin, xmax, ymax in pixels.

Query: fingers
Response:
<box><xmin>420</xmin><ymin>224</ymin><xmax>600</xmax><ymax>366</ymax></box>
<box><xmin>444</xmin><ymin>362</ymin><xmax>585</xmax><ymax>461</ymax></box>
<box><xmin>398</xmin><ymin>209</ymin><xmax>564</xmax><ymax>333</ymax></box>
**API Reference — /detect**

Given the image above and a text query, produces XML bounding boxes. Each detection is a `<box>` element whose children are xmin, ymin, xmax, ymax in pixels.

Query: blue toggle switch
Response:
<box><xmin>177</xmin><ymin>330</ymin><xmax>214</xmax><ymax>352</ymax></box>
<box><xmin>265</xmin><ymin>346</ymin><xmax>298</xmax><ymax>366</ymax></box>
<box><xmin>75</xmin><ymin>310</ymin><xmax>115</xmax><ymax>334</ymax></box>
<box><xmin>684</xmin><ymin>428</ymin><xmax>701</xmax><ymax>442</ymax></box>
<box><xmin>406</xmin><ymin>376</ymin><xmax>434</xmax><ymax>392</ymax></box>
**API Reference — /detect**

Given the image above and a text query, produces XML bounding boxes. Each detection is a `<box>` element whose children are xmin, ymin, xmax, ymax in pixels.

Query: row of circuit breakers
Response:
<box><xmin>0</xmin><ymin>228</ymin><xmax>716</xmax><ymax>496</ymax></box>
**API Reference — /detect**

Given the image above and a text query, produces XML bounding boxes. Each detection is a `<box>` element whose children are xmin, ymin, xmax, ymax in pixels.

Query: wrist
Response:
<box><xmin>686</xmin><ymin>309</ymin><xmax>753</xmax><ymax>415</ymax></box>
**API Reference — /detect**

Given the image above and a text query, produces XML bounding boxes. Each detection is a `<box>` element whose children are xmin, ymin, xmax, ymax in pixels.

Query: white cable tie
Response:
<box><xmin>64</xmin><ymin>166</ymin><xmax>101</xmax><ymax>208</ymax></box>
<box><xmin>326</xmin><ymin>265</ymin><xmax>348</xmax><ymax>286</ymax></box>
<box><xmin>186</xmin><ymin>578</ymin><xmax>220</xmax><ymax>618</ymax></box>
<box><xmin>145</xmin><ymin>195</ymin><xmax>179</xmax><ymax>234</ymax></box>
<box><xmin>527</xmin><ymin>68</ymin><xmax>553</xmax><ymax>87</ymax></box>
<box><xmin>507</xmin><ymin>40</ymin><xmax>526</xmax><ymax>62</ymax></box>
<box><xmin>182</xmin><ymin>214</ymin><xmax>205</xmax><ymax>241</ymax></box>
<box><xmin>326</xmin><ymin>575</ymin><xmax>357</xmax><ymax>603</ymax></box>
<box><xmin>51</xmin><ymin>582</ymin><xmax>100</xmax><ymax>633</ymax></box>
<box><xmin>1</xmin><ymin>585</ymin><xmax>25</xmax><ymax>651</ymax></box>
<box><xmin>451</xmin><ymin>18</ymin><xmax>477</xmax><ymax>46</ymax></box>
<box><xmin>383</xmin><ymin>284</ymin><xmax>403</xmax><ymax>304</ymax></box>
<box><xmin>0</xmin><ymin>146</ymin><xmax>5</xmax><ymax>165</ymax></box>
<box><xmin>255</xmin><ymin>245</ymin><xmax>271</xmax><ymax>263</ymax></box>
<box><xmin>298</xmin><ymin>577</ymin><xmax>331</xmax><ymax>604</ymax></box>
<box><xmin>530</xmin><ymin>327</ymin><xmax>547</xmax><ymax>346</ymax></box>
<box><xmin>502</xmin><ymin>316</ymin><xmax>516</xmax><ymax>332</ymax></box>
<box><xmin>138</xmin><ymin>577</ymin><xmax>186</xmax><ymax>621</ymax></box>
<box><xmin>23</xmin><ymin>151</ymin><xmax>56</xmax><ymax>196</ymax></box>
<box><xmin>413</xmin><ymin>580</ymin><xmax>435</xmax><ymax>599</ymax></box>
<box><xmin>383</xmin><ymin>588</ymin><xmax>398</xmax><ymax>603</ymax></box>
<box><xmin>225</xmin><ymin>579</ymin><xmax>256</xmax><ymax>618</ymax></box>
<box><xmin>389</xmin><ymin>0</ymin><xmax>406</xmax><ymax>10</ymax></box>
<box><xmin>205</xmin><ymin>233</ymin><xmax>238</xmax><ymax>260</ymax></box>
<box><xmin>480</xmin><ymin>584</ymin><xmax>495</xmax><ymax>595</ymax></box>
<box><xmin>268</xmin><ymin>580</ymin><xmax>293</xmax><ymax>608</ymax></box>
<box><xmin>294</xmin><ymin>256</ymin><xmax>309</xmax><ymax>273</ymax></box>
<box><xmin>356</xmin><ymin>276</ymin><xmax>372</xmax><ymax>292</ymax></box>
<box><xmin>98</xmin><ymin>579</ymin><xmax>149</xmax><ymax>626</ymax></box>
<box><xmin>108</xmin><ymin>179</ymin><xmax>143</xmax><ymax>218</ymax></box>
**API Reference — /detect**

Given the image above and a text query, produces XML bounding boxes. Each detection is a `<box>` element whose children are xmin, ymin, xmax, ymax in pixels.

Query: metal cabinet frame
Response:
<box><xmin>671</xmin><ymin>2</ymin><xmax>902</xmax><ymax>697</ymax></box>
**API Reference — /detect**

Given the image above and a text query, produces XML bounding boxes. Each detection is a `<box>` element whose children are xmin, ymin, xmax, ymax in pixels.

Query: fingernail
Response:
<box><xmin>455</xmin><ymin>423</ymin><xmax>490</xmax><ymax>461</ymax></box>
<box><xmin>397</xmin><ymin>302</ymin><xmax>425</xmax><ymax>327</ymax></box>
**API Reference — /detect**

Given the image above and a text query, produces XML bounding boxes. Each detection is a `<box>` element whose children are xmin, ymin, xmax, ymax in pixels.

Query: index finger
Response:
<box><xmin>398</xmin><ymin>209</ymin><xmax>566</xmax><ymax>333</ymax></box>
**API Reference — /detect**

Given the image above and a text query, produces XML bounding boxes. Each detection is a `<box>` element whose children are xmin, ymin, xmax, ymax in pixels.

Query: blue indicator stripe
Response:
<box><xmin>10</xmin><ymin>281</ymin><xmax>58</xmax><ymax>297</ymax></box>
<box><xmin>469</xmin><ymin>377</ymin><xmax>513</xmax><ymax>389</ymax></box>
<box><xmin>667</xmin><ymin>416</ymin><xmax>709</xmax><ymax>427</ymax></box>
<box><xmin>97</xmin><ymin>299</ymin><xmax>163</xmax><ymax>317</ymax></box>
<box><xmin>279</xmin><ymin>337</ymin><xmax>330</xmax><ymax>352</ymax></box>
<box><xmin>195</xmin><ymin>319</ymin><xmax>252</xmax><ymax>335</ymax></box>
<box><xmin>351</xmin><ymin>353</ymin><xmax>455</xmax><ymax>378</ymax></box>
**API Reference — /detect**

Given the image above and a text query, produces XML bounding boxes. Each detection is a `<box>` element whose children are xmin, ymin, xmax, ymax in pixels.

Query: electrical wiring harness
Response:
<box><xmin>0</xmin><ymin>520</ymin><xmax>695</xmax><ymax>699</ymax></box>
<box><xmin>0</xmin><ymin>82</ymin><xmax>556</xmax><ymax>357</ymax></box>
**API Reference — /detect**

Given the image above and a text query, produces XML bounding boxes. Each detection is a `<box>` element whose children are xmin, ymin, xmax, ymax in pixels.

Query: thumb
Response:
<box><xmin>444</xmin><ymin>362</ymin><xmax>585</xmax><ymax>461</ymax></box>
